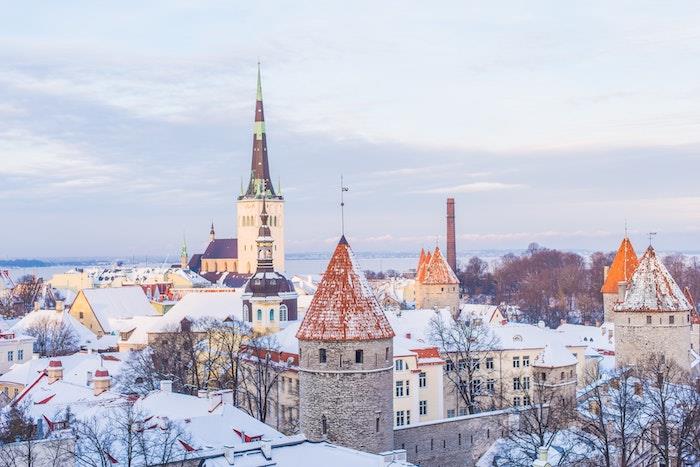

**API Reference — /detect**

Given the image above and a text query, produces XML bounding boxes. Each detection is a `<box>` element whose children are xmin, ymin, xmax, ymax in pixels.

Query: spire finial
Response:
<box><xmin>256</xmin><ymin>61</ymin><xmax>263</xmax><ymax>101</ymax></box>
<box><xmin>624</xmin><ymin>219</ymin><xmax>628</xmax><ymax>239</ymax></box>
<box><xmin>648</xmin><ymin>231</ymin><xmax>657</xmax><ymax>247</ymax></box>
<box><xmin>340</xmin><ymin>175</ymin><xmax>349</xmax><ymax>236</ymax></box>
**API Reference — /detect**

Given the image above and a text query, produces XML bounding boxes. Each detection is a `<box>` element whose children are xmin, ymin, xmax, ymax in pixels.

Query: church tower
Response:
<box><xmin>296</xmin><ymin>236</ymin><xmax>395</xmax><ymax>454</ymax></box>
<box><xmin>236</xmin><ymin>64</ymin><xmax>285</xmax><ymax>274</ymax></box>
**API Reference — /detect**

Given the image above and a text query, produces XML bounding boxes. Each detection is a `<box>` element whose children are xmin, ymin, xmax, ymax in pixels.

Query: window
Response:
<box><xmin>486</xmin><ymin>379</ymin><xmax>495</xmax><ymax>394</ymax></box>
<box><xmin>669</xmin><ymin>315</ymin><xmax>675</xmax><ymax>324</ymax></box>
<box><xmin>486</xmin><ymin>357</ymin><xmax>494</xmax><ymax>370</ymax></box>
<box><xmin>395</xmin><ymin>359</ymin><xmax>404</xmax><ymax>371</ymax></box>
<box><xmin>405</xmin><ymin>380</ymin><xmax>410</xmax><ymax>396</ymax></box>
<box><xmin>445</xmin><ymin>359</ymin><xmax>454</xmax><ymax>372</ymax></box>
<box><xmin>646</xmin><ymin>315</ymin><xmax>652</xmax><ymax>324</ymax></box>
<box><xmin>385</xmin><ymin>347</ymin><xmax>390</xmax><ymax>361</ymax></box>
<box><xmin>560</xmin><ymin>371</ymin><xmax>565</xmax><ymax>380</ymax></box>
<box><xmin>419</xmin><ymin>400</ymin><xmax>427</xmax><ymax>415</ymax></box>
<box><xmin>513</xmin><ymin>377</ymin><xmax>521</xmax><ymax>390</ymax></box>
<box><xmin>470</xmin><ymin>358</ymin><xmax>480</xmax><ymax>370</ymax></box>
<box><xmin>396</xmin><ymin>410</ymin><xmax>406</xmax><ymax>426</ymax></box>
<box><xmin>458</xmin><ymin>359</ymin><xmax>467</xmax><ymax>371</ymax></box>
<box><xmin>523</xmin><ymin>355</ymin><xmax>530</xmax><ymax>367</ymax></box>
<box><xmin>513</xmin><ymin>357</ymin><xmax>520</xmax><ymax>368</ymax></box>
<box><xmin>17</xmin><ymin>349</ymin><xmax>23</xmax><ymax>361</ymax></box>
<box><xmin>321</xmin><ymin>415</ymin><xmax>327</xmax><ymax>434</ymax></box>
<box><xmin>7</xmin><ymin>351</ymin><xmax>13</xmax><ymax>362</ymax></box>
<box><xmin>523</xmin><ymin>377</ymin><xmax>530</xmax><ymax>390</ymax></box>
<box><xmin>319</xmin><ymin>348</ymin><xmax>327</xmax><ymax>363</ymax></box>
<box><xmin>375</xmin><ymin>417</ymin><xmax>380</xmax><ymax>432</ymax></box>
<box><xmin>79</xmin><ymin>312</ymin><xmax>84</xmax><ymax>319</ymax></box>
<box><xmin>280</xmin><ymin>304</ymin><xmax>288</xmax><ymax>321</ymax></box>
<box><xmin>355</xmin><ymin>349</ymin><xmax>363</xmax><ymax>364</ymax></box>
<box><xmin>243</xmin><ymin>305</ymin><xmax>250</xmax><ymax>322</ymax></box>
<box><xmin>406</xmin><ymin>409</ymin><xmax>411</xmax><ymax>425</ymax></box>
<box><xmin>540</xmin><ymin>372</ymin><xmax>546</xmax><ymax>381</ymax></box>
<box><xmin>419</xmin><ymin>372</ymin><xmax>426</xmax><ymax>388</ymax></box>
<box><xmin>396</xmin><ymin>381</ymin><xmax>404</xmax><ymax>397</ymax></box>
<box><xmin>458</xmin><ymin>407</ymin><xmax>468</xmax><ymax>416</ymax></box>
<box><xmin>523</xmin><ymin>395</ymin><xmax>531</xmax><ymax>405</ymax></box>
<box><xmin>470</xmin><ymin>379</ymin><xmax>482</xmax><ymax>394</ymax></box>
<box><xmin>447</xmin><ymin>409</ymin><xmax>456</xmax><ymax>418</ymax></box>
<box><xmin>257</xmin><ymin>309</ymin><xmax>262</xmax><ymax>321</ymax></box>
<box><xmin>513</xmin><ymin>396</ymin><xmax>521</xmax><ymax>407</ymax></box>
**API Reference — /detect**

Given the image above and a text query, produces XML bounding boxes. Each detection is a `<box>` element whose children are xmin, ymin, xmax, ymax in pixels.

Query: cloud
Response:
<box><xmin>414</xmin><ymin>182</ymin><xmax>526</xmax><ymax>194</ymax></box>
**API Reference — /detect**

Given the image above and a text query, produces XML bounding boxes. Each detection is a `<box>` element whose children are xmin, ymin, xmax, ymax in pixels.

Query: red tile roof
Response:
<box><xmin>422</xmin><ymin>247</ymin><xmax>459</xmax><ymax>285</ymax></box>
<box><xmin>296</xmin><ymin>236</ymin><xmax>395</xmax><ymax>341</ymax></box>
<box><xmin>601</xmin><ymin>237</ymin><xmax>639</xmax><ymax>294</ymax></box>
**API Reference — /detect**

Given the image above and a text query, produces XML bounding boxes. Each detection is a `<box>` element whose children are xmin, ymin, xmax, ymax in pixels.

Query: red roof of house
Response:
<box><xmin>601</xmin><ymin>237</ymin><xmax>639</xmax><ymax>294</ymax></box>
<box><xmin>94</xmin><ymin>369</ymin><xmax>109</xmax><ymax>378</ymax></box>
<box><xmin>422</xmin><ymin>247</ymin><xmax>459</xmax><ymax>285</ymax></box>
<box><xmin>48</xmin><ymin>360</ymin><xmax>62</xmax><ymax>368</ymax></box>
<box><xmin>296</xmin><ymin>236</ymin><xmax>395</xmax><ymax>341</ymax></box>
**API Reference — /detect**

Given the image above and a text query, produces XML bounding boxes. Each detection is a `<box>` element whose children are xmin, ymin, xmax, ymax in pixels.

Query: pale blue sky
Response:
<box><xmin>2</xmin><ymin>1</ymin><xmax>700</xmax><ymax>257</ymax></box>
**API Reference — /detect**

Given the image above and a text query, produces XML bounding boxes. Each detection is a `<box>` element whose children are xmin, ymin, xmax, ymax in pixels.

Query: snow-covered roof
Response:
<box><xmin>202</xmin><ymin>434</ymin><xmax>414</xmax><ymax>467</ymax></box>
<box><xmin>10</xmin><ymin>308</ymin><xmax>103</xmax><ymax>350</ymax></box>
<box><xmin>459</xmin><ymin>304</ymin><xmax>502</xmax><ymax>323</ymax></box>
<box><xmin>614</xmin><ymin>246</ymin><xmax>692</xmax><ymax>313</ymax></box>
<box><xmin>0</xmin><ymin>351</ymin><xmax>127</xmax><ymax>387</ymax></box>
<box><xmin>296</xmin><ymin>237</ymin><xmax>395</xmax><ymax>341</ymax></box>
<box><xmin>533</xmin><ymin>342</ymin><xmax>578</xmax><ymax>368</ymax></box>
<box><xmin>555</xmin><ymin>323</ymin><xmax>615</xmax><ymax>354</ymax></box>
<box><xmin>421</xmin><ymin>247</ymin><xmax>458</xmax><ymax>285</ymax></box>
<box><xmin>80</xmin><ymin>287</ymin><xmax>157</xmax><ymax>332</ymax></box>
<box><xmin>149</xmin><ymin>290</ymin><xmax>243</xmax><ymax>333</ymax></box>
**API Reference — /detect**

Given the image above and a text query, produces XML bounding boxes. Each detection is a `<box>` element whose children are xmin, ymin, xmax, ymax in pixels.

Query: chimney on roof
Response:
<box><xmin>55</xmin><ymin>300</ymin><xmax>64</xmax><ymax>312</ymax></box>
<box><xmin>532</xmin><ymin>446</ymin><xmax>551</xmax><ymax>467</ymax></box>
<box><xmin>446</xmin><ymin>198</ymin><xmax>457</xmax><ymax>273</ymax></box>
<box><xmin>160</xmin><ymin>380</ymin><xmax>173</xmax><ymax>393</ymax></box>
<box><xmin>47</xmin><ymin>360</ymin><xmax>63</xmax><ymax>383</ymax></box>
<box><xmin>93</xmin><ymin>368</ymin><xmax>110</xmax><ymax>396</ymax></box>
<box><xmin>560</xmin><ymin>318</ymin><xmax>566</xmax><ymax>326</ymax></box>
<box><xmin>260</xmin><ymin>440</ymin><xmax>272</xmax><ymax>460</ymax></box>
<box><xmin>617</xmin><ymin>281</ymin><xmax>627</xmax><ymax>302</ymax></box>
<box><xmin>595</xmin><ymin>320</ymin><xmax>601</xmax><ymax>328</ymax></box>
<box><xmin>33</xmin><ymin>301</ymin><xmax>40</xmax><ymax>311</ymax></box>
<box><xmin>223</xmin><ymin>445</ymin><xmax>236</xmax><ymax>464</ymax></box>
<box><xmin>197</xmin><ymin>389</ymin><xmax>208</xmax><ymax>398</ymax></box>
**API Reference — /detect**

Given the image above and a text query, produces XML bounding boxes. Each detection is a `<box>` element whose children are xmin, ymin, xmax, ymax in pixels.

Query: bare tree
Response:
<box><xmin>239</xmin><ymin>334</ymin><xmax>291</xmax><ymax>423</ymax></box>
<box><xmin>71</xmin><ymin>415</ymin><xmax>115</xmax><ymax>467</ymax></box>
<box><xmin>210</xmin><ymin>319</ymin><xmax>253</xmax><ymax>405</ymax></box>
<box><xmin>23</xmin><ymin>317</ymin><xmax>79</xmax><ymax>357</ymax></box>
<box><xmin>575</xmin><ymin>369</ymin><xmax>648</xmax><ymax>467</ymax></box>
<box><xmin>639</xmin><ymin>356</ymin><xmax>700</xmax><ymax>467</ymax></box>
<box><xmin>429</xmin><ymin>312</ymin><xmax>500</xmax><ymax>414</ymax></box>
<box><xmin>114</xmin><ymin>347</ymin><xmax>162</xmax><ymax>396</ymax></box>
<box><xmin>134</xmin><ymin>414</ymin><xmax>190</xmax><ymax>467</ymax></box>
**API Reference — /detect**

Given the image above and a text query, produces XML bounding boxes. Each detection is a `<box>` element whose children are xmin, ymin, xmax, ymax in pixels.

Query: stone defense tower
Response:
<box><xmin>446</xmin><ymin>198</ymin><xmax>457</xmax><ymax>273</ymax></box>
<box><xmin>296</xmin><ymin>236</ymin><xmax>395</xmax><ymax>454</ymax></box>
<box><xmin>237</xmin><ymin>64</ymin><xmax>285</xmax><ymax>274</ymax></box>
<box><xmin>614</xmin><ymin>246</ymin><xmax>692</xmax><ymax>369</ymax></box>
<box><xmin>415</xmin><ymin>246</ymin><xmax>460</xmax><ymax>315</ymax></box>
<box><xmin>601</xmin><ymin>237</ymin><xmax>639</xmax><ymax>323</ymax></box>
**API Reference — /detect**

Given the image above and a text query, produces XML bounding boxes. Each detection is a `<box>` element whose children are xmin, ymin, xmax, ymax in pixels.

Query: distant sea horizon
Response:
<box><xmin>3</xmin><ymin>248</ymin><xmax>700</xmax><ymax>282</ymax></box>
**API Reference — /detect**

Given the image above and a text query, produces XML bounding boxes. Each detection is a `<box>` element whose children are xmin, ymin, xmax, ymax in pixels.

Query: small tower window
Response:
<box><xmin>280</xmin><ymin>304</ymin><xmax>288</xmax><ymax>321</ymax></box>
<box><xmin>385</xmin><ymin>347</ymin><xmax>390</xmax><ymax>361</ymax></box>
<box><xmin>669</xmin><ymin>315</ymin><xmax>675</xmax><ymax>324</ymax></box>
<box><xmin>646</xmin><ymin>315</ymin><xmax>652</xmax><ymax>324</ymax></box>
<box><xmin>375</xmin><ymin>417</ymin><xmax>380</xmax><ymax>432</ymax></box>
<box><xmin>321</xmin><ymin>415</ymin><xmax>327</xmax><ymax>435</ymax></box>
<box><xmin>355</xmin><ymin>349</ymin><xmax>364</xmax><ymax>364</ymax></box>
<box><xmin>319</xmin><ymin>348</ymin><xmax>327</xmax><ymax>363</ymax></box>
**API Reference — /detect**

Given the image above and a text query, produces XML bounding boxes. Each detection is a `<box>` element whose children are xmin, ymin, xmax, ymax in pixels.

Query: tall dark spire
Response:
<box><xmin>243</xmin><ymin>63</ymin><xmax>277</xmax><ymax>199</ymax></box>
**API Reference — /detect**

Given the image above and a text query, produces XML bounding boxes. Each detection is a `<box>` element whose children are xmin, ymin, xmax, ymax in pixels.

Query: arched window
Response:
<box><xmin>269</xmin><ymin>309</ymin><xmax>275</xmax><ymax>321</ymax></box>
<box><xmin>280</xmin><ymin>304</ymin><xmax>288</xmax><ymax>321</ymax></box>
<box><xmin>243</xmin><ymin>305</ymin><xmax>250</xmax><ymax>322</ymax></box>
<box><xmin>257</xmin><ymin>309</ymin><xmax>262</xmax><ymax>321</ymax></box>
<box><xmin>321</xmin><ymin>415</ymin><xmax>327</xmax><ymax>434</ymax></box>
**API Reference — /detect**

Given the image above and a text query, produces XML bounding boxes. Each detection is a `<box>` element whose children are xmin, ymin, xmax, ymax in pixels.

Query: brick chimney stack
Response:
<box><xmin>446</xmin><ymin>198</ymin><xmax>456</xmax><ymax>272</ymax></box>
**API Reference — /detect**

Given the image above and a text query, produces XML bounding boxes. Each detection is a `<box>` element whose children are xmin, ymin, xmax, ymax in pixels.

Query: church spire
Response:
<box><xmin>242</xmin><ymin>63</ymin><xmax>277</xmax><ymax>199</ymax></box>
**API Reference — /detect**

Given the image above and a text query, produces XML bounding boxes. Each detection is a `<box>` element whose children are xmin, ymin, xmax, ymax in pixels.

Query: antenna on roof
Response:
<box><xmin>340</xmin><ymin>175</ymin><xmax>349</xmax><ymax>236</ymax></box>
<box><xmin>648</xmin><ymin>232</ymin><xmax>657</xmax><ymax>247</ymax></box>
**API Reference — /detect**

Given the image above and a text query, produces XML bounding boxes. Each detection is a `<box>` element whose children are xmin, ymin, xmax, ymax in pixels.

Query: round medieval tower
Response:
<box><xmin>296</xmin><ymin>236</ymin><xmax>395</xmax><ymax>455</ymax></box>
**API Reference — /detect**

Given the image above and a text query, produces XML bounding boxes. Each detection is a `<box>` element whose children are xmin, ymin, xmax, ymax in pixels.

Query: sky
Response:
<box><xmin>2</xmin><ymin>1</ymin><xmax>700</xmax><ymax>258</ymax></box>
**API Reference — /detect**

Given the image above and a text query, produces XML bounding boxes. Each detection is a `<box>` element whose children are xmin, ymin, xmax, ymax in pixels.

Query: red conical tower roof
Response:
<box><xmin>601</xmin><ymin>237</ymin><xmax>639</xmax><ymax>294</ymax></box>
<box><xmin>423</xmin><ymin>247</ymin><xmax>459</xmax><ymax>285</ymax></box>
<box><xmin>417</xmin><ymin>250</ymin><xmax>431</xmax><ymax>284</ymax></box>
<box><xmin>296</xmin><ymin>236</ymin><xmax>395</xmax><ymax>341</ymax></box>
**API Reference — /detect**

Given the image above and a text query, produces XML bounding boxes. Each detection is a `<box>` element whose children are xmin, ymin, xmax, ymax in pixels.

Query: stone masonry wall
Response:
<box><xmin>394</xmin><ymin>409</ymin><xmax>514</xmax><ymax>467</ymax></box>
<box><xmin>298</xmin><ymin>338</ymin><xmax>394</xmax><ymax>455</ymax></box>
<box><xmin>615</xmin><ymin>310</ymin><xmax>691</xmax><ymax>369</ymax></box>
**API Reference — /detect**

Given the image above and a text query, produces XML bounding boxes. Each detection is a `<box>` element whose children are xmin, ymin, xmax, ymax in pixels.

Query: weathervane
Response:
<box><xmin>340</xmin><ymin>175</ymin><xmax>349</xmax><ymax>236</ymax></box>
<box><xmin>648</xmin><ymin>231</ymin><xmax>657</xmax><ymax>246</ymax></box>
